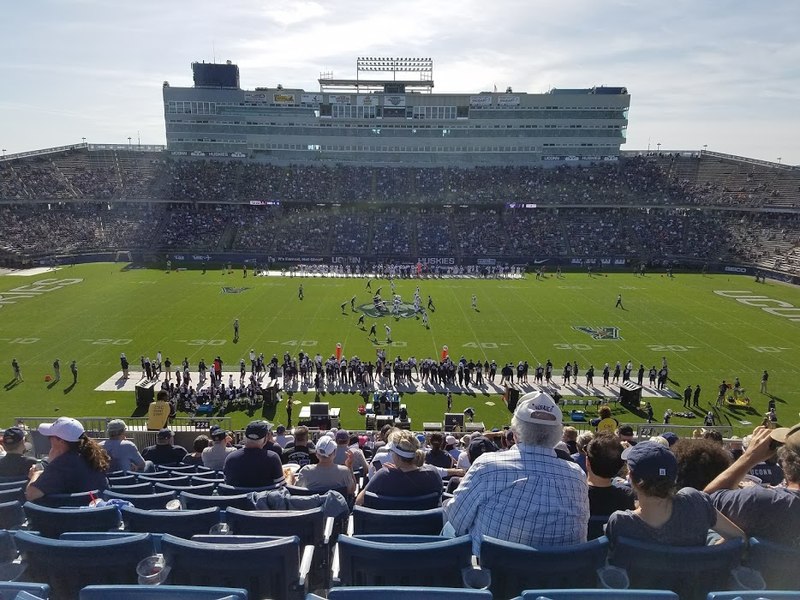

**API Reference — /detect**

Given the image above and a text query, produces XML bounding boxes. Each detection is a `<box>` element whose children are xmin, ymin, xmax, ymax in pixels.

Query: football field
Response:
<box><xmin>1</xmin><ymin>263</ymin><xmax>799</xmax><ymax>435</ymax></box>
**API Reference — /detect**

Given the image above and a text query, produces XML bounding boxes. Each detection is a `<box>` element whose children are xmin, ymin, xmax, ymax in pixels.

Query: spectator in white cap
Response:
<box><xmin>26</xmin><ymin>417</ymin><xmax>109</xmax><ymax>501</ymax></box>
<box><xmin>294</xmin><ymin>436</ymin><xmax>356</xmax><ymax>497</ymax></box>
<box><xmin>444</xmin><ymin>391</ymin><xmax>590</xmax><ymax>555</ymax></box>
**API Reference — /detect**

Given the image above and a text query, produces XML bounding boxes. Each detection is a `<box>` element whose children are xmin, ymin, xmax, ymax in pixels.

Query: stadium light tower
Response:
<box><xmin>1</xmin><ymin>149</ymin><xmax>5</xmax><ymax>158</ymax></box>
<box><xmin>657</xmin><ymin>142</ymin><xmax>661</xmax><ymax>153</ymax></box>
<box><xmin>702</xmin><ymin>144</ymin><xmax>707</xmax><ymax>153</ymax></box>
<box><xmin>777</xmin><ymin>157</ymin><xmax>782</xmax><ymax>164</ymax></box>
<box><xmin>82</xmin><ymin>137</ymin><xmax>86</xmax><ymax>145</ymax></box>
<box><xmin>127</xmin><ymin>137</ymin><xmax>132</xmax><ymax>149</ymax></box>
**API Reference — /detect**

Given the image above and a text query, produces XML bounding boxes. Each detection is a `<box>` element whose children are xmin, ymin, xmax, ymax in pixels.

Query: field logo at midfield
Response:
<box><xmin>221</xmin><ymin>287</ymin><xmax>250</xmax><ymax>294</ymax></box>
<box><xmin>358</xmin><ymin>302</ymin><xmax>418</xmax><ymax>319</ymax></box>
<box><xmin>573</xmin><ymin>326</ymin><xmax>622</xmax><ymax>340</ymax></box>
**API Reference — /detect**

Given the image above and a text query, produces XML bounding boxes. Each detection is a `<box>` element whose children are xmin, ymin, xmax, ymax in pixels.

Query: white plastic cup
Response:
<box><xmin>136</xmin><ymin>554</ymin><xmax>168</xmax><ymax>585</ymax></box>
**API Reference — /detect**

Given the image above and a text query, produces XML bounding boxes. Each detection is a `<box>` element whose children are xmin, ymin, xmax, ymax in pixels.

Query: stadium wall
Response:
<box><xmin>22</xmin><ymin>252</ymin><xmax>800</xmax><ymax>286</ymax></box>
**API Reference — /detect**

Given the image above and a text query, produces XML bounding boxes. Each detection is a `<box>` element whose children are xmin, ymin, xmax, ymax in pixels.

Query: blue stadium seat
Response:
<box><xmin>121</xmin><ymin>506</ymin><xmax>220</xmax><ymax>538</ymax></box>
<box><xmin>706</xmin><ymin>593</ymin><xmax>800</xmax><ymax>600</ymax></box>
<box><xmin>163</xmin><ymin>465</ymin><xmax>199</xmax><ymax>474</ymax></box>
<box><xmin>350</xmin><ymin>506</ymin><xmax>445</xmax><ymax>535</ymax></box>
<box><xmin>80</xmin><ymin>584</ymin><xmax>247</xmax><ymax>600</ymax></box>
<box><xmin>179</xmin><ymin>492</ymin><xmax>253</xmax><ymax>511</ymax></box>
<box><xmin>130</xmin><ymin>470</ymin><xmax>173</xmax><ymax>479</ymax></box>
<box><xmin>224</xmin><ymin>507</ymin><xmax>333</xmax><ymax>587</ymax></box>
<box><xmin>587</xmin><ymin>515</ymin><xmax>610</xmax><ymax>540</ymax></box>
<box><xmin>316</xmin><ymin>587</ymin><xmax>492</xmax><ymax>599</ymax></box>
<box><xmin>160</xmin><ymin>533</ymin><xmax>312</xmax><ymax>600</ymax></box>
<box><xmin>609</xmin><ymin>537</ymin><xmax>745</xmax><ymax>600</ymax></box>
<box><xmin>13</xmin><ymin>531</ymin><xmax>154</xmax><ymax>600</ymax></box>
<box><xmin>0</xmin><ymin>478</ymin><xmax>30</xmax><ymax>489</ymax></box>
<box><xmin>216</xmin><ymin>483</ymin><xmax>278</xmax><ymax>495</ymax></box>
<box><xmin>191</xmin><ymin>475</ymin><xmax>225</xmax><ymax>486</ymax></box>
<box><xmin>0</xmin><ymin>500</ymin><xmax>26</xmax><ymax>530</ymax></box>
<box><xmin>747</xmin><ymin>537</ymin><xmax>800</xmax><ymax>590</ymax></box>
<box><xmin>479</xmin><ymin>535</ymin><xmax>610</xmax><ymax>599</ymax></box>
<box><xmin>0</xmin><ymin>583</ymin><xmax>51</xmax><ymax>600</ymax></box>
<box><xmin>33</xmin><ymin>490</ymin><xmax>101</xmax><ymax>508</ymax></box>
<box><xmin>0</xmin><ymin>529</ymin><xmax>18</xmax><ymax>564</ymax></box>
<box><xmin>137</xmin><ymin>475</ymin><xmax>190</xmax><ymax>486</ymax></box>
<box><xmin>0</xmin><ymin>488</ymin><xmax>25</xmax><ymax>505</ymax></box>
<box><xmin>106</xmin><ymin>475</ymin><xmax>137</xmax><ymax>486</ymax></box>
<box><xmin>154</xmin><ymin>482</ymin><xmax>216</xmax><ymax>496</ymax></box>
<box><xmin>23</xmin><ymin>502</ymin><xmax>121</xmax><ymax>538</ymax></box>
<box><xmin>102</xmin><ymin>490</ymin><xmax>177</xmax><ymax>510</ymax></box>
<box><xmin>518</xmin><ymin>591</ymin><xmax>679</xmax><ymax>600</ymax></box>
<box><xmin>106</xmin><ymin>482</ymin><xmax>154</xmax><ymax>495</ymax></box>
<box><xmin>333</xmin><ymin>534</ymin><xmax>472</xmax><ymax>587</ymax></box>
<box><xmin>361</xmin><ymin>490</ymin><xmax>441</xmax><ymax>510</ymax></box>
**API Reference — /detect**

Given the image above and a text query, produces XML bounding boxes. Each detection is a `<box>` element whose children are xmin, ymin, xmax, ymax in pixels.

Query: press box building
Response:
<box><xmin>163</xmin><ymin>59</ymin><xmax>630</xmax><ymax>166</ymax></box>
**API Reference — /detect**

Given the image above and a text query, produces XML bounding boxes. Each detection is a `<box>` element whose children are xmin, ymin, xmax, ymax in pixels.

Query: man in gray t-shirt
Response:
<box><xmin>202</xmin><ymin>426</ymin><xmax>235</xmax><ymax>471</ymax></box>
<box><xmin>294</xmin><ymin>436</ymin><xmax>356</xmax><ymax>497</ymax></box>
<box><xmin>102</xmin><ymin>419</ymin><xmax>151</xmax><ymax>473</ymax></box>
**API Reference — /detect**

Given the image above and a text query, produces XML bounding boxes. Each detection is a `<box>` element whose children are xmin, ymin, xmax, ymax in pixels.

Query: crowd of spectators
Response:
<box><xmin>3</xmin><ymin>150</ymin><xmax>798</xmax><ymax>208</ymax></box>
<box><xmin>1</xmin><ymin>202</ymin><xmax>799</xmax><ymax>276</ymax></box>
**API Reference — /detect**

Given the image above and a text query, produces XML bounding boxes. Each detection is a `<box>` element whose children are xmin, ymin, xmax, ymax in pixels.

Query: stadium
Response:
<box><xmin>0</xmin><ymin>56</ymin><xmax>798</xmax><ymax>599</ymax></box>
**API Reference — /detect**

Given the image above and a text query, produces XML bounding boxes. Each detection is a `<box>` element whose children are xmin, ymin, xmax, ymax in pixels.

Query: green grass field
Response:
<box><xmin>1</xmin><ymin>264</ymin><xmax>799</xmax><ymax>435</ymax></box>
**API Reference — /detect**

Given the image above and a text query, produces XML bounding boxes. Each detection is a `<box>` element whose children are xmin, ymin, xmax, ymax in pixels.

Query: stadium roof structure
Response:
<box><xmin>318</xmin><ymin>56</ymin><xmax>434</xmax><ymax>93</ymax></box>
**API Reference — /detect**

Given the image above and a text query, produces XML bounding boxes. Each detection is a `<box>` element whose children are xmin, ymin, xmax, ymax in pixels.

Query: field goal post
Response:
<box><xmin>115</xmin><ymin>251</ymin><xmax>132</xmax><ymax>262</ymax></box>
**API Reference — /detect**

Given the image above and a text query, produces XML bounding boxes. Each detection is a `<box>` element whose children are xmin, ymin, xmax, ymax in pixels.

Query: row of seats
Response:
<box><xmin>4</xmin><ymin>582</ymin><xmax>800</xmax><ymax>600</ymax></box>
<box><xmin>0</xmin><ymin>529</ymin><xmax>797</xmax><ymax>600</ymax></box>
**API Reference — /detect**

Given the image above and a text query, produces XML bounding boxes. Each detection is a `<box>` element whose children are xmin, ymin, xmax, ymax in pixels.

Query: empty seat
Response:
<box><xmin>609</xmin><ymin>537</ymin><xmax>745</xmax><ymax>600</ymax></box>
<box><xmin>191</xmin><ymin>475</ymin><xmax>225</xmax><ymax>486</ymax></box>
<box><xmin>0</xmin><ymin>488</ymin><xmax>25</xmax><ymax>505</ymax></box>
<box><xmin>317</xmin><ymin>587</ymin><xmax>492</xmax><ymax>599</ymax></box>
<box><xmin>225</xmin><ymin>506</ymin><xmax>333</xmax><ymax>588</ymax></box>
<box><xmin>351</xmin><ymin>506</ymin><xmax>445</xmax><ymax>535</ymax></box>
<box><xmin>163</xmin><ymin>465</ymin><xmax>198</xmax><ymax>474</ymax></box>
<box><xmin>479</xmin><ymin>535</ymin><xmax>610</xmax><ymax>599</ymax></box>
<box><xmin>706</xmin><ymin>593</ymin><xmax>800</xmax><ymax>600</ymax></box>
<box><xmin>216</xmin><ymin>483</ymin><xmax>278</xmax><ymax>495</ymax></box>
<box><xmin>333</xmin><ymin>534</ymin><xmax>472</xmax><ymax>587</ymax></box>
<box><xmin>137</xmin><ymin>475</ymin><xmax>190</xmax><ymax>486</ymax></box>
<box><xmin>23</xmin><ymin>502</ymin><xmax>121</xmax><ymax>538</ymax></box>
<box><xmin>121</xmin><ymin>505</ymin><xmax>220</xmax><ymax>538</ymax></box>
<box><xmin>0</xmin><ymin>582</ymin><xmax>51</xmax><ymax>600</ymax></box>
<box><xmin>106</xmin><ymin>475</ymin><xmax>137</xmax><ymax>486</ymax></box>
<box><xmin>105</xmin><ymin>482</ymin><xmax>154</xmax><ymax>495</ymax></box>
<box><xmin>0</xmin><ymin>500</ymin><xmax>25</xmax><ymax>530</ymax></box>
<box><xmin>179</xmin><ymin>492</ymin><xmax>253</xmax><ymax>511</ymax></box>
<box><xmin>160</xmin><ymin>533</ymin><xmax>312</xmax><ymax>600</ymax></box>
<box><xmin>102</xmin><ymin>490</ymin><xmax>177</xmax><ymax>510</ymax></box>
<box><xmin>361</xmin><ymin>491</ymin><xmax>441</xmax><ymax>510</ymax></box>
<box><xmin>747</xmin><ymin>537</ymin><xmax>800</xmax><ymax>590</ymax></box>
<box><xmin>0</xmin><ymin>480</ymin><xmax>29</xmax><ymax>491</ymax></box>
<box><xmin>154</xmin><ymin>482</ymin><xmax>215</xmax><ymax>496</ymax></box>
<box><xmin>79</xmin><ymin>584</ymin><xmax>248</xmax><ymax>599</ymax></box>
<box><xmin>14</xmin><ymin>531</ymin><xmax>154</xmax><ymax>600</ymax></box>
<box><xmin>518</xmin><ymin>591</ymin><xmax>680</xmax><ymax>600</ymax></box>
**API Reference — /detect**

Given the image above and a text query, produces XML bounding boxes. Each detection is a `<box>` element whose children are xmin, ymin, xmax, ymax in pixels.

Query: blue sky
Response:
<box><xmin>1</xmin><ymin>0</ymin><xmax>798</xmax><ymax>164</ymax></box>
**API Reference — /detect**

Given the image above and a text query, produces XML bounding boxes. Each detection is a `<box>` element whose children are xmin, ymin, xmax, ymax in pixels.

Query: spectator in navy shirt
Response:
<box><xmin>142</xmin><ymin>429</ymin><xmax>188</xmax><ymax>466</ymax></box>
<box><xmin>26</xmin><ymin>417</ymin><xmax>108</xmax><ymax>501</ymax></box>
<box><xmin>224</xmin><ymin>420</ymin><xmax>285</xmax><ymax>488</ymax></box>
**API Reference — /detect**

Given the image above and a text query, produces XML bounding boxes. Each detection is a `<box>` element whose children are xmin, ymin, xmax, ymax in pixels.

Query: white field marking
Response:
<box><xmin>0</xmin><ymin>267</ymin><xmax>59</xmax><ymax>277</ymax></box>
